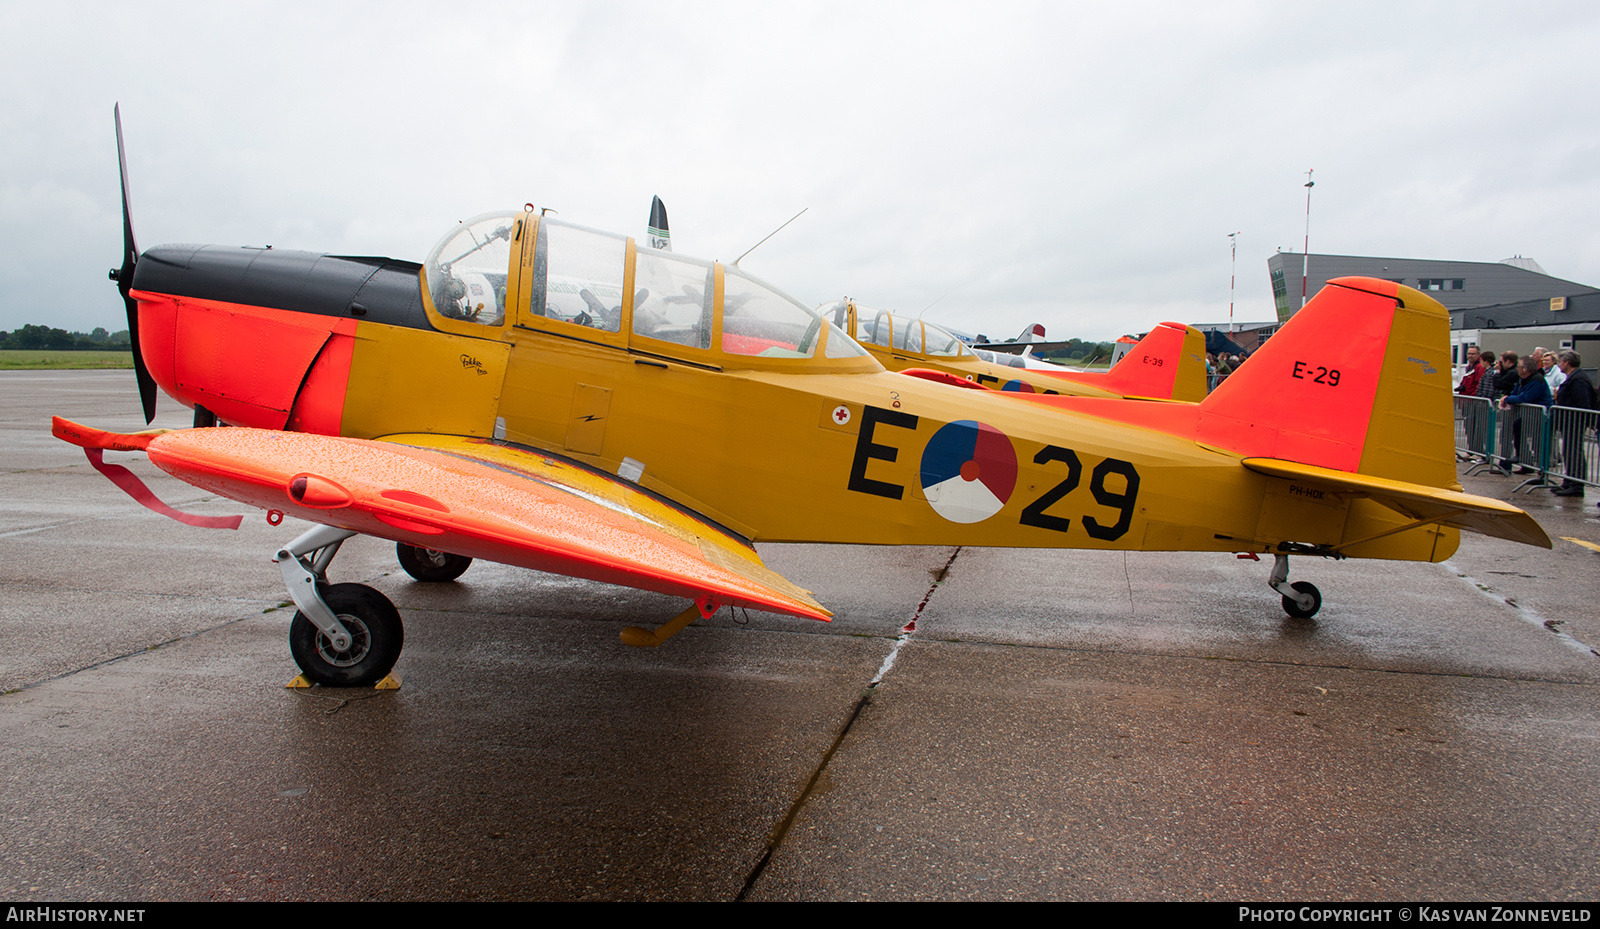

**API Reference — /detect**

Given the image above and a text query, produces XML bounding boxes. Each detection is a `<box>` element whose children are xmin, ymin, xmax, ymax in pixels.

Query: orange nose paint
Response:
<box><xmin>130</xmin><ymin>290</ymin><xmax>356</xmax><ymax>432</ymax></box>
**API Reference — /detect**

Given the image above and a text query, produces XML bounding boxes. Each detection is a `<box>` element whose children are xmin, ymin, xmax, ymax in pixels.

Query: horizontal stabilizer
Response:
<box><xmin>1242</xmin><ymin>458</ymin><xmax>1552</xmax><ymax>550</ymax></box>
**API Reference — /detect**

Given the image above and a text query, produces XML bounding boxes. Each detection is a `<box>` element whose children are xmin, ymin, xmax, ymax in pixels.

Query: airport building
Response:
<box><xmin>1267</xmin><ymin>251</ymin><xmax>1597</xmax><ymax>321</ymax></box>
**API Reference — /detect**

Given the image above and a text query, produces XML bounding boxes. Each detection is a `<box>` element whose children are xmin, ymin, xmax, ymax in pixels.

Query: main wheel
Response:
<box><xmin>1281</xmin><ymin>581</ymin><xmax>1322</xmax><ymax>619</ymax></box>
<box><xmin>397</xmin><ymin>543</ymin><xmax>472</xmax><ymax>582</ymax></box>
<box><xmin>289</xmin><ymin>583</ymin><xmax>404</xmax><ymax>686</ymax></box>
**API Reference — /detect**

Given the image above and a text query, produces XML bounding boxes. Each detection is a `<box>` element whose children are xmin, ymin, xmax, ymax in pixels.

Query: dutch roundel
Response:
<box><xmin>919</xmin><ymin>420</ymin><xmax>1018</xmax><ymax>523</ymax></box>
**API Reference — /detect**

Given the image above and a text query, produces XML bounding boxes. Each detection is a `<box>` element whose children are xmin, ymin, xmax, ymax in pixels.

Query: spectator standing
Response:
<box><xmin>1500</xmin><ymin>355</ymin><xmax>1552</xmax><ymax>477</ymax></box>
<box><xmin>1494</xmin><ymin>352</ymin><xmax>1521</xmax><ymax>396</ymax></box>
<box><xmin>1475</xmin><ymin>351</ymin><xmax>1499</xmax><ymax>401</ymax></box>
<box><xmin>1540</xmin><ymin>348</ymin><xmax>1567</xmax><ymax>395</ymax></box>
<box><xmin>1552</xmin><ymin>351</ymin><xmax>1596</xmax><ymax>496</ymax></box>
<box><xmin>1459</xmin><ymin>348</ymin><xmax>1488</xmax><ymax>458</ymax></box>
<box><xmin>1457</xmin><ymin>347</ymin><xmax>1484</xmax><ymax>395</ymax></box>
<box><xmin>1491</xmin><ymin>352</ymin><xmax>1520</xmax><ymax>468</ymax></box>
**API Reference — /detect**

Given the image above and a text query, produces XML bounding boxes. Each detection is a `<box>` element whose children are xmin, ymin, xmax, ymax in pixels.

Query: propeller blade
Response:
<box><xmin>114</xmin><ymin>104</ymin><xmax>158</xmax><ymax>423</ymax></box>
<box><xmin>647</xmin><ymin>195</ymin><xmax>671</xmax><ymax>251</ymax></box>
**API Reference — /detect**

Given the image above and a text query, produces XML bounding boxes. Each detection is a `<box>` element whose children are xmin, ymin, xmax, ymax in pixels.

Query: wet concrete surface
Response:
<box><xmin>2</xmin><ymin>371</ymin><xmax>1597</xmax><ymax>900</ymax></box>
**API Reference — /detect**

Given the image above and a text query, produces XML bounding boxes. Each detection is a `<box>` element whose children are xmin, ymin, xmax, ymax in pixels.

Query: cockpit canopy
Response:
<box><xmin>423</xmin><ymin>212</ymin><xmax>869</xmax><ymax>368</ymax></box>
<box><xmin>424</xmin><ymin>212</ymin><xmax>516</xmax><ymax>326</ymax></box>
<box><xmin>972</xmin><ymin>348</ymin><xmax>1028</xmax><ymax>368</ymax></box>
<box><xmin>820</xmin><ymin>299</ymin><xmax>970</xmax><ymax>359</ymax></box>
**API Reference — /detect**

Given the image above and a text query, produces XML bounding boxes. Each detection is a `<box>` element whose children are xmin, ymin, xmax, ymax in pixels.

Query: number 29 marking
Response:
<box><xmin>1019</xmin><ymin>445</ymin><xmax>1141</xmax><ymax>541</ymax></box>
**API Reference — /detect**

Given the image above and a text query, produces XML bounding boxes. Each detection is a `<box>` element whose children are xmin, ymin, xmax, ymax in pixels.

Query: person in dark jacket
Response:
<box><xmin>1500</xmin><ymin>356</ymin><xmax>1553</xmax><ymax>476</ymax></box>
<box><xmin>1489</xmin><ymin>352</ymin><xmax>1520</xmax><ymax>468</ymax></box>
<box><xmin>1552</xmin><ymin>351</ymin><xmax>1596</xmax><ymax>496</ymax></box>
<box><xmin>1492</xmin><ymin>352</ymin><xmax>1521</xmax><ymax>397</ymax></box>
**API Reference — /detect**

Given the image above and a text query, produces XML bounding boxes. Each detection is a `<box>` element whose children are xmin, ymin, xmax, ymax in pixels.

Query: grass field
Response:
<box><xmin>0</xmin><ymin>350</ymin><xmax>134</xmax><ymax>370</ymax></box>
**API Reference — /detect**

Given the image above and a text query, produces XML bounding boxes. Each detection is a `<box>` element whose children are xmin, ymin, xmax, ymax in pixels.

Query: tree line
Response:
<box><xmin>1035</xmin><ymin>339</ymin><xmax>1115</xmax><ymax>365</ymax></box>
<box><xmin>0</xmin><ymin>325</ymin><xmax>132</xmax><ymax>351</ymax></box>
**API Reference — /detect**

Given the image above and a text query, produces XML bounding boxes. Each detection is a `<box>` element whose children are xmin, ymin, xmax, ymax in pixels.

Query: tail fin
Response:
<box><xmin>1198</xmin><ymin>277</ymin><xmax>1456</xmax><ymax>487</ymax></box>
<box><xmin>1040</xmin><ymin>322</ymin><xmax>1207</xmax><ymax>402</ymax></box>
<box><xmin>1022</xmin><ymin>277</ymin><xmax>1548</xmax><ymax>552</ymax></box>
<box><xmin>1205</xmin><ymin>278</ymin><xmax>1548</xmax><ymax>552</ymax></box>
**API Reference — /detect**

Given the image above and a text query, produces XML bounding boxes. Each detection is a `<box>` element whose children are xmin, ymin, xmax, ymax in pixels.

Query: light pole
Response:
<box><xmin>1300</xmin><ymin>168</ymin><xmax>1314</xmax><ymax>310</ymax></box>
<box><xmin>1227</xmin><ymin>231</ymin><xmax>1241</xmax><ymax>334</ymax></box>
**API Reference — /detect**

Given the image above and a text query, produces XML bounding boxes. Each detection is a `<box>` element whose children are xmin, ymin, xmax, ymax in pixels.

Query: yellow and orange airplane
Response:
<box><xmin>56</xmin><ymin>109</ymin><xmax>1550</xmax><ymax>687</ymax></box>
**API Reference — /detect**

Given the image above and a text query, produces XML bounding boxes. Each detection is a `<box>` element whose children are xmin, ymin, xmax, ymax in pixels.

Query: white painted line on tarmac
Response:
<box><xmin>869</xmin><ymin>547</ymin><xmax>961</xmax><ymax>687</ymax></box>
<box><xmin>1446</xmin><ymin>563</ymin><xmax>1598</xmax><ymax>659</ymax></box>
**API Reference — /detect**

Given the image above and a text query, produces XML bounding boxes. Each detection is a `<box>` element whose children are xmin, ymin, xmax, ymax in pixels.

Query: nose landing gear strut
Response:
<box><xmin>274</xmin><ymin>524</ymin><xmax>404</xmax><ymax>688</ymax></box>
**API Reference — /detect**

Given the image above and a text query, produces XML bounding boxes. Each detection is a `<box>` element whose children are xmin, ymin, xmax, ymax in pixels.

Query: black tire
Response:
<box><xmin>396</xmin><ymin>543</ymin><xmax>472</xmax><ymax>582</ymax></box>
<box><xmin>1282</xmin><ymin>581</ymin><xmax>1322</xmax><ymax>619</ymax></box>
<box><xmin>289</xmin><ymin>583</ymin><xmax>404</xmax><ymax>686</ymax></box>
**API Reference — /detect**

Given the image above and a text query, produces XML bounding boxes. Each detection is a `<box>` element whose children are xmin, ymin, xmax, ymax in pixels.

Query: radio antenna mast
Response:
<box><xmin>732</xmin><ymin>207</ymin><xmax>807</xmax><ymax>268</ymax></box>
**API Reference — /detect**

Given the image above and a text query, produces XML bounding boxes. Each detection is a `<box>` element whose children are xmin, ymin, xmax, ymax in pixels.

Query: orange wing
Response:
<box><xmin>55</xmin><ymin>419</ymin><xmax>829</xmax><ymax>622</ymax></box>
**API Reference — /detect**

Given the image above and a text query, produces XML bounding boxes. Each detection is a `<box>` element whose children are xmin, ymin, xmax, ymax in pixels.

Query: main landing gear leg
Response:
<box><xmin>274</xmin><ymin>525</ymin><xmax>404</xmax><ymax>688</ymax></box>
<box><xmin>620</xmin><ymin>596</ymin><xmax>722</xmax><ymax>648</ymax></box>
<box><xmin>1267</xmin><ymin>554</ymin><xmax>1322</xmax><ymax>619</ymax></box>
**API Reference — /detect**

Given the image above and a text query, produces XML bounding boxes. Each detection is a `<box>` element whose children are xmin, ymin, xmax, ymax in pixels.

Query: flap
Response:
<box><xmin>136</xmin><ymin>426</ymin><xmax>830</xmax><ymax>620</ymax></box>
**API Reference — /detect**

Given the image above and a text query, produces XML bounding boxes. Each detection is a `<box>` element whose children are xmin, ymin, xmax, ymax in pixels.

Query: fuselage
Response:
<box><xmin>126</xmin><ymin>209</ymin><xmax>1456</xmax><ymax>563</ymax></box>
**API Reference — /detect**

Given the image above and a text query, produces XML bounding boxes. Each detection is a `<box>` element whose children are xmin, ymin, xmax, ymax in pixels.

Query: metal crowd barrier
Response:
<box><xmin>1455</xmin><ymin>395</ymin><xmax>1600</xmax><ymax>492</ymax></box>
<box><xmin>1455</xmin><ymin>395</ymin><xmax>1496</xmax><ymax>464</ymax></box>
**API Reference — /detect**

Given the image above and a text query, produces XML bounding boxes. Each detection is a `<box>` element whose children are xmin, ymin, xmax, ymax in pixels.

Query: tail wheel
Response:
<box><xmin>289</xmin><ymin>583</ymin><xmax>403</xmax><ymax>686</ymax></box>
<box><xmin>396</xmin><ymin>543</ymin><xmax>473</xmax><ymax>582</ymax></box>
<box><xmin>1282</xmin><ymin>581</ymin><xmax>1322</xmax><ymax>619</ymax></box>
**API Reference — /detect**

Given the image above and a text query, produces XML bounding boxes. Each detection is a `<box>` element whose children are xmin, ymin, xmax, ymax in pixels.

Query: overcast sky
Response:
<box><xmin>4</xmin><ymin>1</ymin><xmax>1598</xmax><ymax>341</ymax></box>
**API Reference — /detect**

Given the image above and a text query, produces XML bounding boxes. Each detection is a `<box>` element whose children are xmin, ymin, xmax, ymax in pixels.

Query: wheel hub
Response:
<box><xmin>316</xmin><ymin>613</ymin><xmax>372</xmax><ymax>667</ymax></box>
